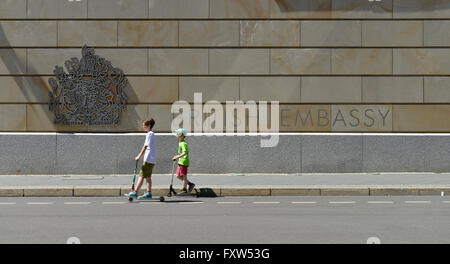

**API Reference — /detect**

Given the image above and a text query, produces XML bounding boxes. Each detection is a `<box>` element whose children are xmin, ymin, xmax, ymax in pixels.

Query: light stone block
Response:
<box><xmin>179</xmin><ymin>77</ymin><xmax>239</xmax><ymax>103</ymax></box>
<box><xmin>27</xmin><ymin>49</ymin><xmax>82</xmax><ymax>74</ymax></box>
<box><xmin>301</xmin><ymin>21</ymin><xmax>361</xmax><ymax>47</ymax></box>
<box><xmin>0</xmin><ymin>21</ymin><xmax>56</xmax><ymax>47</ymax></box>
<box><xmin>363</xmin><ymin>136</ymin><xmax>426</xmax><ymax>172</ymax></box>
<box><xmin>0</xmin><ymin>104</ymin><xmax>26</xmax><ymax>131</ymax></box>
<box><xmin>95</xmin><ymin>49</ymin><xmax>148</xmax><ymax>75</ymax></box>
<box><xmin>27</xmin><ymin>0</ymin><xmax>87</xmax><ymax>18</ymax></box>
<box><xmin>270</xmin><ymin>0</ymin><xmax>331</xmax><ymax>19</ymax></box>
<box><xmin>362</xmin><ymin>77</ymin><xmax>423</xmax><ymax>103</ymax></box>
<box><xmin>209</xmin><ymin>49</ymin><xmax>269</xmax><ymax>75</ymax></box>
<box><xmin>0</xmin><ymin>134</ymin><xmax>56</xmax><ymax>174</ymax></box>
<box><xmin>271</xmin><ymin>49</ymin><xmax>331</xmax><ymax>74</ymax></box>
<box><xmin>279</xmin><ymin>105</ymin><xmax>331</xmax><ymax>132</ymax></box>
<box><xmin>149</xmin><ymin>0</ymin><xmax>209</xmax><ymax>18</ymax></box>
<box><xmin>0</xmin><ymin>0</ymin><xmax>27</xmax><ymax>18</ymax></box>
<box><xmin>210</xmin><ymin>0</ymin><xmax>270</xmax><ymax>18</ymax></box>
<box><xmin>148</xmin><ymin>104</ymin><xmax>173</xmax><ymax>132</ymax></box>
<box><xmin>118</xmin><ymin>21</ymin><xmax>178</xmax><ymax>47</ymax></box>
<box><xmin>88</xmin><ymin>0</ymin><xmax>148</xmax><ymax>18</ymax></box>
<box><xmin>331</xmin><ymin>105</ymin><xmax>392</xmax><ymax>132</ymax></box>
<box><xmin>240</xmin><ymin>77</ymin><xmax>300</xmax><ymax>103</ymax></box>
<box><xmin>425</xmin><ymin>21</ymin><xmax>450</xmax><ymax>46</ymax></box>
<box><xmin>58</xmin><ymin>21</ymin><xmax>118</xmax><ymax>47</ymax></box>
<box><xmin>302</xmin><ymin>135</ymin><xmax>363</xmax><ymax>173</ymax></box>
<box><xmin>180</xmin><ymin>21</ymin><xmax>239</xmax><ymax>47</ymax></box>
<box><xmin>0</xmin><ymin>49</ymin><xmax>27</xmax><ymax>74</ymax></box>
<box><xmin>148</xmin><ymin>49</ymin><xmax>208</xmax><ymax>75</ymax></box>
<box><xmin>240</xmin><ymin>21</ymin><xmax>300</xmax><ymax>47</ymax></box>
<box><xmin>394</xmin><ymin>49</ymin><xmax>450</xmax><ymax>75</ymax></box>
<box><xmin>424</xmin><ymin>77</ymin><xmax>450</xmax><ymax>103</ymax></box>
<box><xmin>26</xmin><ymin>104</ymin><xmax>88</xmax><ymax>132</ymax></box>
<box><xmin>24</xmin><ymin>188</ymin><xmax>73</xmax><ymax>197</ymax></box>
<box><xmin>88</xmin><ymin>104</ymin><xmax>149</xmax><ymax>132</ymax></box>
<box><xmin>363</xmin><ymin>21</ymin><xmax>423</xmax><ymax>47</ymax></box>
<box><xmin>394</xmin><ymin>0</ymin><xmax>450</xmax><ymax>19</ymax></box>
<box><xmin>393</xmin><ymin>105</ymin><xmax>450</xmax><ymax>132</ymax></box>
<box><xmin>332</xmin><ymin>0</ymin><xmax>393</xmax><ymax>19</ymax></box>
<box><xmin>332</xmin><ymin>49</ymin><xmax>392</xmax><ymax>75</ymax></box>
<box><xmin>125</xmin><ymin>77</ymin><xmax>178</xmax><ymax>104</ymax></box>
<box><xmin>0</xmin><ymin>76</ymin><xmax>51</xmax><ymax>103</ymax></box>
<box><xmin>301</xmin><ymin>77</ymin><xmax>361</xmax><ymax>103</ymax></box>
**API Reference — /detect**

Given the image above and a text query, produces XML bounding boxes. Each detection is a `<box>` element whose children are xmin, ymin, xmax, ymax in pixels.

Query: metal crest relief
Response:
<box><xmin>48</xmin><ymin>45</ymin><xmax>127</xmax><ymax>126</ymax></box>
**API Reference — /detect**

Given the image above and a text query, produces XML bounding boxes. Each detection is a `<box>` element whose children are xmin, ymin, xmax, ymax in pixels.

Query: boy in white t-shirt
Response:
<box><xmin>125</xmin><ymin>118</ymin><xmax>156</xmax><ymax>200</ymax></box>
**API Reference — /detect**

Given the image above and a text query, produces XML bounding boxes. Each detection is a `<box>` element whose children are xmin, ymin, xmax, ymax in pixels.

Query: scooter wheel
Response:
<box><xmin>159</xmin><ymin>196</ymin><xmax>165</xmax><ymax>202</ymax></box>
<box><xmin>128</xmin><ymin>197</ymin><xmax>134</xmax><ymax>202</ymax></box>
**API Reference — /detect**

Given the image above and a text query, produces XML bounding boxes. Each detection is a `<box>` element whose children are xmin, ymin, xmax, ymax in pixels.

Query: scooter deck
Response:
<box><xmin>125</xmin><ymin>195</ymin><xmax>165</xmax><ymax>202</ymax></box>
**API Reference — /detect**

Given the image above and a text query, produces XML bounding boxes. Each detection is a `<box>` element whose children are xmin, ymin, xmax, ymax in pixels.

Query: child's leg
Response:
<box><xmin>135</xmin><ymin>177</ymin><xmax>144</xmax><ymax>192</ymax></box>
<box><xmin>146</xmin><ymin>178</ymin><xmax>152</xmax><ymax>192</ymax></box>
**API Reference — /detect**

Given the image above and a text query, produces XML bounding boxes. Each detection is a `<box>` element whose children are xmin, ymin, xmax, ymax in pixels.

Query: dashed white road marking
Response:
<box><xmin>442</xmin><ymin>201</ymin><xmax>450</xmax><ymax>204</ymax></box>
<box><xmin>291</xmin><ymin>201</ymin><xmax>317</xmax><ymax>204</ymax></box>
<box><xmin>329</xmin><ymin>201</ymin><xmax>356</xmax><ymax>204</ymax></box>
<box><xmin>102</xmin><ymin>202</ymin><xmax>126</xmax><ymax>205</ymax></box>
<box><xmin>368</xmin><ymin>201</ymin><xmax>394</xmax><ymax>204</ymax></box>
<box><xmin>405</xmin><ymin>201</ymin><xmax>432</xmax><ymax>204</ymax></box>
<box><xmin>26</xmin><ymin>202</ymin><xmax>53</xmax><ymax>205</ymax></box>
<box><xmin>64</xmin><ymin>202</ymin><xmax>91</xmax><ymax>205</ymax></box>
<box><xmin>0</xmin><ymin>202</ymin><xmax>16</xmax><ymax>205</ymax></box>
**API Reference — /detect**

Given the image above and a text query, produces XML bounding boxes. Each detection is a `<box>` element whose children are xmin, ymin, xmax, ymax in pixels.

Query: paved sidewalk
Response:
<box><xmin>1</xmin><ymin>173</ymin><xmax>450</xmax><ymax>197</ymax></box>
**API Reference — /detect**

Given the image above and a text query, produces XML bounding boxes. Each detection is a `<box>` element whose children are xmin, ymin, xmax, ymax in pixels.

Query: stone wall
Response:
<box><xmin>0</xmin><ymin>0</ymin><xmax>449</xmax><ymax>134</ymax></box>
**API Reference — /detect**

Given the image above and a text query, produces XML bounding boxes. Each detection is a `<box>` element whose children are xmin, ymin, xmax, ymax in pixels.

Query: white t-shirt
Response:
<box><xmin>143</xmin><ymin>131</ymin><xmax>156</xmax><ymax>164</ymax></box>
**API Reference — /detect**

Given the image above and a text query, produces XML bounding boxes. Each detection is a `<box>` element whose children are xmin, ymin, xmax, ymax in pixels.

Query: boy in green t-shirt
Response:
<box><xmin>172</xmin><ymin>128</ymin><xmax>195</xmax><ymax>194</ymax></box>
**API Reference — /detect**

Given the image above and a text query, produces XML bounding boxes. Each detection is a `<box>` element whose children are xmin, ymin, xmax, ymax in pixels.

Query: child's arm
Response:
<box><xmin>135</xmin><ymin>145</ymin><xmax>148</xmax><ymax>161</ymax></box>
<box><xmin>173</xmin><ymin>152</ymin><xmax>186</xmax><ymax>161</ymax></box>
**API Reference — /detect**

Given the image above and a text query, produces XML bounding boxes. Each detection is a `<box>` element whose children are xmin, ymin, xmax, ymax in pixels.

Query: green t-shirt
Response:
<box><xmin>178</xmin><ymin>140</ymin><xmax>189</xmax><ymax>166</ymax></box>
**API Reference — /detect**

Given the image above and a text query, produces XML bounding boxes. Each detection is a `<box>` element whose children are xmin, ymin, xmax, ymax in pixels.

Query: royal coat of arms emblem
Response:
<box><xmin>48</xmin><ymin>45</ymin><xmax>127</xmax><ymax>126</ymax></box>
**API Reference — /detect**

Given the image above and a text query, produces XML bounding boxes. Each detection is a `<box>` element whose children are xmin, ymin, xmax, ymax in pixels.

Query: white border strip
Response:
<box><xmin>3</xmin><ymin>132</ymin><xmax>450</xmax><ymax>137</ymax></box>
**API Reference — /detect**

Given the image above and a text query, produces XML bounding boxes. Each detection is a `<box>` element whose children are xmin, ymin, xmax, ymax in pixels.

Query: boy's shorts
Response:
<box><xmin>139</xmin><ymin>162</ymin><xmax>154</xmax><ymax>179</ymax></box>
<box><xmin>177</xmin><ymin>164</ymin><xmax>188</xmax><ymax>177</ymax></box>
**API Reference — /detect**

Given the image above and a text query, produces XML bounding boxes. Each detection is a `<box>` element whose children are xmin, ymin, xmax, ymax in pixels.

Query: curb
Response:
<box><xmin>1</xmin><ymin>187</ymin><xmax>449</xmax><ymax>197</ymax></box>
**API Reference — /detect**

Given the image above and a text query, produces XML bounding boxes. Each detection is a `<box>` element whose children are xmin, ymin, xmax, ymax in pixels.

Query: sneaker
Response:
<box><xmin>125</xmin><ymin>191</ymin><xmax>138</xmax><ymax>198</ymax></box>
<box><xmin>138</xmin><ymin>191</ymin><xmax>152</xmax><ymax>200</ymax></box>
<box><xmin>179</xmin><ymin>188</ymin><xmax>188</xmax><ymax>194</ymax></box>
<box><xmin>188</xmin><ymin>182</ymin><xmax>196</xmax><ymax>193</ymax></box>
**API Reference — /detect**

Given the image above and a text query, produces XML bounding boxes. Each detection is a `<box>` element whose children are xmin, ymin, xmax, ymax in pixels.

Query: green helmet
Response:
<box><xmin>175</xmin><ymin>128</ymin><xmax>187</xmax><ymax>137</ymax></box>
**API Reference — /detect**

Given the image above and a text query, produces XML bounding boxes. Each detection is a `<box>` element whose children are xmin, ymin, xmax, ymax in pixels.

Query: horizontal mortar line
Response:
<box><xmin>1</xmin><ymin>18</ymin><xmax>450</xmax><ymax>21</ymax></box>
<box><xmin>4</xmin><ymin>46</ymin><xmax>450</xmax><ymax>49</ymax></box>
<box><xmin>405</xmin><ymin>201</ymin><xmax>432</xmax><ymax>204</ymax></box>
<box><xmin>26</xmin><ymin>202</ymin><xmax>54</xmax><ymax>205</ymax></box>
<box><xmin>2</xmin><ymin>74</ymin><xmax>450</xmax><ymax>78</ymax></box>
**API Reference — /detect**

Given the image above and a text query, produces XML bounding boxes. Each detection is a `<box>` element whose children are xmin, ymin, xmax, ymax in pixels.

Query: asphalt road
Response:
<box><xmin>1</xmin><ymin>196</ymin><xmax>450</xmax><ymax>244</ymax></box>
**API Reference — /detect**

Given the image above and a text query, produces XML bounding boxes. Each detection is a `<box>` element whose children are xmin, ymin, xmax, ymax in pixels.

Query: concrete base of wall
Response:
<box><xmin>1</xmin><ymin>133</ymin><xmax>450</xmax><ymax>175</ymax></box>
